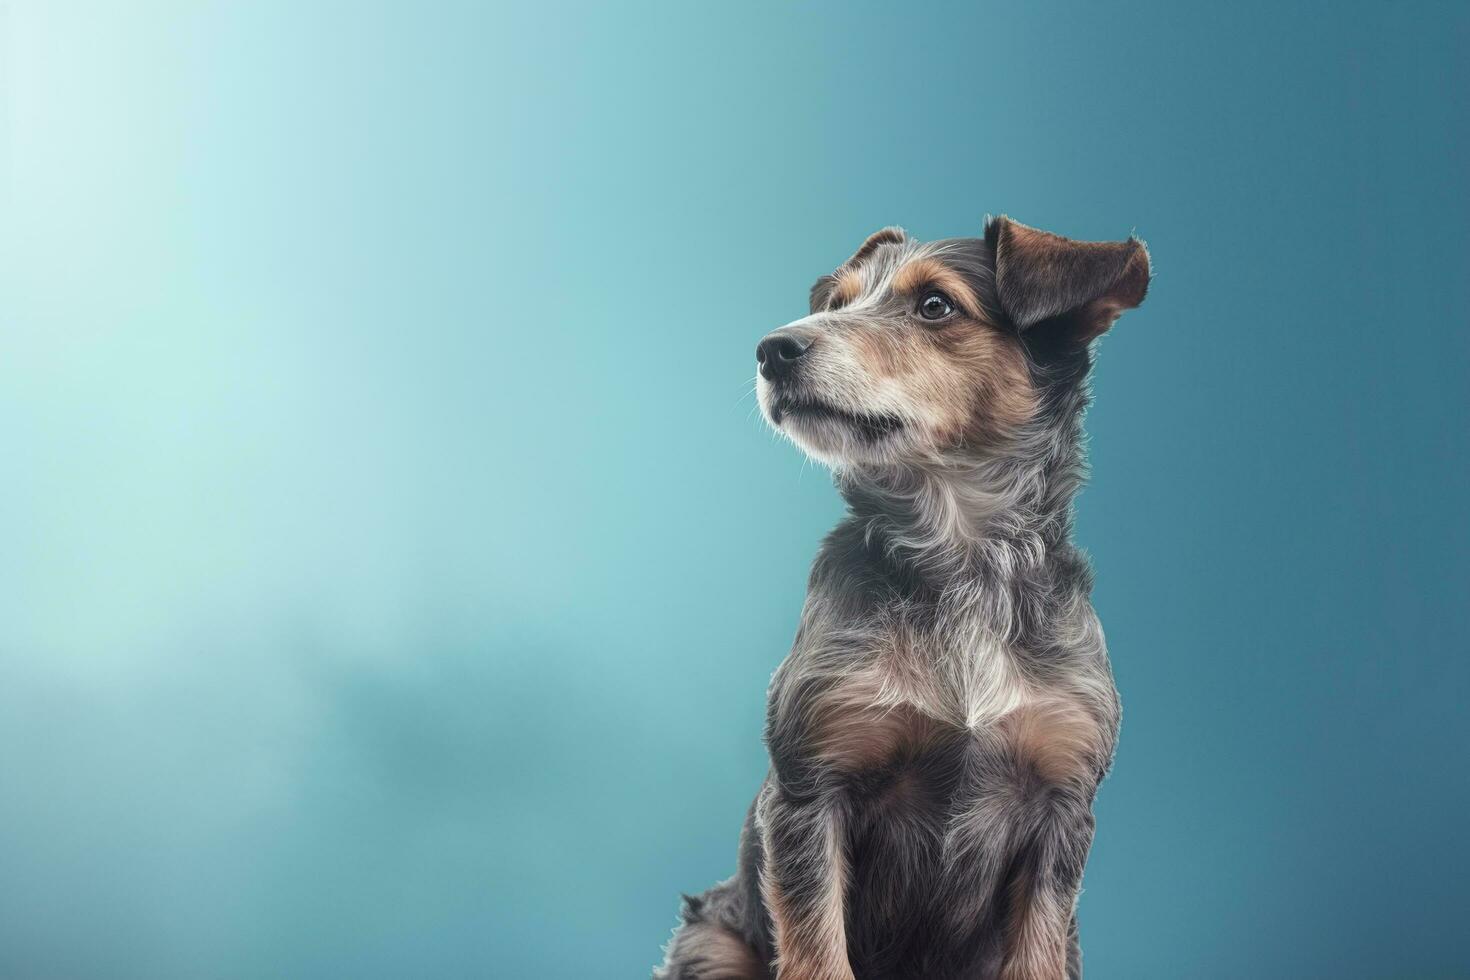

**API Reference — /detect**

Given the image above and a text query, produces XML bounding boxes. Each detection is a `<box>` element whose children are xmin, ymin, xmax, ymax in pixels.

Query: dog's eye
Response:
<box><xmin>918</xmin><ymin>292</ymin><xmax>954</xmax><ymax>321</ymax></box>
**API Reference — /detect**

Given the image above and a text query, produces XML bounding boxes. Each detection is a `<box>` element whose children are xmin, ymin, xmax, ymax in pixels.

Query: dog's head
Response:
<box><xmin>755</xmin><ymin>217</ymin><xmax>1150</xmax><ymax>470</ymax></box>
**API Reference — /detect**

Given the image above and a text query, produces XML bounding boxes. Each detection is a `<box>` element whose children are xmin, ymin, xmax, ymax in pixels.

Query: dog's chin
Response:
<box><xmin>760</xmin><ymin>392</ymin><xmax>907</xmax><ymax>468</ymax></box>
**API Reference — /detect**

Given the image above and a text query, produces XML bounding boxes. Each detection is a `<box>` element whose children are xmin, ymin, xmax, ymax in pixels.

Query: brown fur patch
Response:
<box><xmin>829</xmin><ymin>268</ymin><xmax>864</xmax><ymax>309</ymax></box>
<box><xmin>889</xmin><ymin>257</ymin><xmax>984</xmax><ymax>319</ymax></box>
<box><xmin>999</xmin><ymin>882</ymin><xmax>1070</xmax><ymax>980</ymax></box>
<box><xmin>1001</xmin><ymin>699</ymin><xmax>1104</xmax><ymax>788</ymax></box>
<box><xmin>844</xmin><ymin>317</ymin><xmax>1037</xmax><ymax>448</ymax></box>
<box><xmin>807</xmin><ymin>668</ymin><xmax>943</xmax><ymax>771</ymax></box>
<box><xmin>950</xmin><ymin>327</ymin><xmax>1038</xmax><ymax>446</ymax></box>
<box><xmin>763</xmin><ymin>885</ymin><xmax>797</xmax><ymax>977</ymax></box>
<box><xmin>670</xmin><ymin>921</ymin><xmax>768</xmax><ymax>979</ymax></box>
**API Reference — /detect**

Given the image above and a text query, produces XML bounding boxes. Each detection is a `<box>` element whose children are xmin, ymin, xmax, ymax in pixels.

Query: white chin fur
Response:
<box><xmin>774</xmin><ymin>413</ymin><xmax>854</xmax><ymax>469</ymax></box>
<box><xmin>757</xmin><ymin>377</ymin><xmax>909</xmax><ymax>470</ymax></box>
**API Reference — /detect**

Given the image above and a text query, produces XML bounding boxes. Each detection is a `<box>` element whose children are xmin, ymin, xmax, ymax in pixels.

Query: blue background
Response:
<box><xmin>1</xmin><ymin>3</ymin><xmax>1466</xmax><ymax>977</ymax></box>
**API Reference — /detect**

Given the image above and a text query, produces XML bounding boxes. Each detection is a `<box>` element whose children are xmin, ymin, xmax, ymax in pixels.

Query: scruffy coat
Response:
<box><xmin>657</xmin><ymin>217</ymin><xmax>1150</xmax><ymax>980</ymax></box>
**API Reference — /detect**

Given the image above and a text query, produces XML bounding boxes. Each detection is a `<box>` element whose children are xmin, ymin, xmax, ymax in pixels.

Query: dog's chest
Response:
<box><xmin>877</xmin><ymin>613</ymin><xmax>1035</xmax><ymax>732</ymax></box>
<box><xmin>799</xmin><ymin>613</ymin><xmax>1048</xmax><ymax>774</ymax></box>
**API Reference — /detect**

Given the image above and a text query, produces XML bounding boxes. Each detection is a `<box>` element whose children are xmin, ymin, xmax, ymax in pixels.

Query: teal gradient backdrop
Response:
<box><xmin>1</xmin><ymin>3</ymin><xmax>1466</xmax><ymax>977</ymax></box>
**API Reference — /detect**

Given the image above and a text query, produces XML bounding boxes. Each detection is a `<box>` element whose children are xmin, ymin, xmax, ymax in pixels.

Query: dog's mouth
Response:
<box><xmin>771</xmin><ymin>396</ymin><xmax>905</xmax><ymax>441</ymax></box>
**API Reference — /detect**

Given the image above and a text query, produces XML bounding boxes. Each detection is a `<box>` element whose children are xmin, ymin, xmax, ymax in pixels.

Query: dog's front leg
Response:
<box><xmin>998</xmin><ymin>794</ymin><xmax>1095</xmax><ymax>980</ymax></box>
<box><xmin>757</xmin><ymin>782</ymin><xmax>854</xmax><ymax>980</ymax></box>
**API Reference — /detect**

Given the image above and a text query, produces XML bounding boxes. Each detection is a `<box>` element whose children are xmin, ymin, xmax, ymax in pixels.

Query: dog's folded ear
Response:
<box><xmin>985</xmin><ymin>216</ymin><xmax>1150</xmax><ymax>344</ymax></box>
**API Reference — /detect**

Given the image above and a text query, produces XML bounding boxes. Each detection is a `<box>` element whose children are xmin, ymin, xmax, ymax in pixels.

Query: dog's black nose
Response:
<box><xmin>756</xmin><ymin>331</ymin><xmax>812</xmax><ymax>381</ymax></box>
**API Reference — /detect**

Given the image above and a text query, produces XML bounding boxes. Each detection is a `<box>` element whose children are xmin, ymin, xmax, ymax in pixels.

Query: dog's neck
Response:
<box><xmin>835</xmin><ymin>385</ymin><xmax>1090</xmax><ymax>593</ymax></box>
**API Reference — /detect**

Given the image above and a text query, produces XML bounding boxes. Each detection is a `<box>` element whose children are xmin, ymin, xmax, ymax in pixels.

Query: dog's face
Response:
<box><xmin>756</xmin><ymin>219</ymin><xmax>1150</xmax><ymax>470</ymax></box>
<box><xmin>755</xmin><ymin>228</ymin><xmax>1033</xmax><ymax>469</ymax></box>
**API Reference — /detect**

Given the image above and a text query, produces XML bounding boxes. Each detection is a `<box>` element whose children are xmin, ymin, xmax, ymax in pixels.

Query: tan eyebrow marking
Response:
<box><xmin>890</xmin><ymin>257</ymin><xmax>983</xmax><ymax>319</ymax></box>
<box><xmin>830</xmin><ymin>267</ymin><xmax>864</xmax><ymax>307</ymax></box>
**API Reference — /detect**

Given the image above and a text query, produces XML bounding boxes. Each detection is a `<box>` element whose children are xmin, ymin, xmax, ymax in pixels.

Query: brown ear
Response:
<box><xmin>985</xmin><ymin>216</ymin><xmax>1150</xmax><ymax>343</ymax></box>
<box><xmin>810</xmin><ymin>226</ymin><xmax>908</xmax><ymax>313</ymax></box>
<box><xmin>845</xmin><ymin>226</ymin><xmax>907</xmax><ymax>265</ymax></box>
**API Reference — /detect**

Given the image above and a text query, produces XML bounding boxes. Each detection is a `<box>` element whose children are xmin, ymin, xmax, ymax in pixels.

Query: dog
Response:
<box><xmin>656</xmin><ymin>217</ymin><xmax>1150</xmax><ymax>980</ymax></box>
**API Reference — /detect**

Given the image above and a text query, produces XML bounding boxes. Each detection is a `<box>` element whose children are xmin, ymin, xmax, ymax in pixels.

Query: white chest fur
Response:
<box><xmin>882</xmin><ymin>617</ymin><xmax>1035</xmax><ymax>734</ymax></box>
